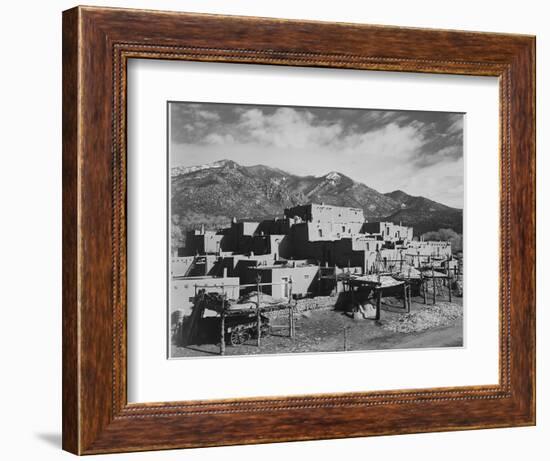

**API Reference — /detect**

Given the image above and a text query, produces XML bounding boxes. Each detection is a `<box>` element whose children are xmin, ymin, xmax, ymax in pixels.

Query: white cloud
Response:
<box><xmin>195</xmin><ymin>109</ymin><xmax>220</xmax><ymax>121</ymax></box>
<box><xmin>343</xmin><ymin>123</ymin><xmax>425</xmax><ymax>161</ymax></box>
<box><xmin>204</xmin><ymin>133</ymin><xmax>235</xmax><ymax>145</ymax></box>
<box><xmin>171</xmin><ymin>106</ymin><xmax>463</xmax><ymax>208</ymax></box>
<box><xmin>238</xmin><ymin>107</ymin><xmax>343</xmax><ymax>149</ymax></box>
<box><xmin>447</xmin><ymin>116</ymin><xmax>464</xmax><ymax>135</ymax></box>
<box><xmin>392</xmin><ymin>157</ymin><xmax>464</xmax><ymax>208</ymax></box>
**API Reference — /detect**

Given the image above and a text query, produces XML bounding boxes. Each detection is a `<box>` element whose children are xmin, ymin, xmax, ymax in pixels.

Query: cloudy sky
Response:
<box><xmin>170</xmin><ymin>102</ymin><xmax>464</xmax><ymax>208</ymax></box>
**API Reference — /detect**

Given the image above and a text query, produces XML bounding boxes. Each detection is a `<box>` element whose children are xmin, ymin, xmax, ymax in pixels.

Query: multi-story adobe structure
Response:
<box><xmin>171</xmin><ymin>203</ymin><xmax>454</xmax><ymax>316</ymax></box>
<box><xmin>183</xmin><ymin>226</ymin><xmax>228</xmax><ymax>255</ymax></box>
<box><xmin>284</xmin><ymin>203</ymin><xmax>365</xmax><ymax>241</ymax></box>
<box><xmin>182</xmin><ymin>218</ymin><xmax>292</xmax><ymax>259</ymax></box>
<box><xmin>362</xmin><ymin>221</ymin><xmax>414</xmax><ymax>244</ymax></box>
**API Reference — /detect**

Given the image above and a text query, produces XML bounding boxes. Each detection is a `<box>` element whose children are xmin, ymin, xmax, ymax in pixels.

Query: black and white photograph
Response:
<box><xmin>169</xmin><ymin>101</ymin><xmax>464</xmax><ymax>358</ymax></box>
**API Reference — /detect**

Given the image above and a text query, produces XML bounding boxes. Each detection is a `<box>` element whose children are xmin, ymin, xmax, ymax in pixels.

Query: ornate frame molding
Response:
<box><xmin>63</xmin><ymin>6</ymin><xmax>535</xmax><ymax>454</ymax></box>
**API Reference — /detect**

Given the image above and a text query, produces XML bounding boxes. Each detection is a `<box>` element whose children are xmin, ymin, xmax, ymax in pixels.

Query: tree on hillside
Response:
<box><xmin>421</xmin><ymin>228</ymin><xmax>463</xmax><ymax>254</ymax></box>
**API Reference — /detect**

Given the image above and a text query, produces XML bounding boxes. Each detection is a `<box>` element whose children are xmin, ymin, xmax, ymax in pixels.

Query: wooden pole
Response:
<box><xmin>432</xmin><ymin>266</ymin><xmax>436</xmax><ymax>304</ymax></box>
<box><xmin>288</xmin><ymin>304</ymin><xmax>293</xmax><ymax>338</ymax></box>
<box><xmin>375</xmin><ymin>288</ymin><xmax>381</xmax><ymax>321</ymax></box>
<box><xmin>220</xmin><ymin>285</ymin><xmax>225</xmax><ymax>356</ymax></box>
<box><xmin>220</xmin><ymin>311</ymin><xmax>225</xmax><ymax>356</ymax></box>
<box><xmin>256</xmin><ymin>275</ymin><xmax>261</xmax><ymax>347</ymax></box>
<box><xmin>422</xmin><ymin>273</ymin><xmax>427</xmax><ymax>304</ymax></box>
<box><xmin>448</xmin><ymin>275</ymin><xmax>452</xmax><ymax>302</ymax></box>
<box><xmin>289</xmin><ymin>276</ymin><xmax>293</xmax><ymax>302</ymax></box>
<box><xmin>402</xmin><ymin>283</ymin><xmax>407</xmax><ymax>311</ymax></box>
<box><xmin>317</xmin><ymin>263</ymin><xmax>321</xmax><ymax>295</ymax></box>
<box><xmin>351</xmin><ymin>282</ymin><xmax>355</xmax><ymax>313</ymax></box>
<box><xmin>289</xmin><ymin>277</ymin><xmax>294</xmax><ymax>338</ymax></box>
<box><xmin>406</xmin><ymin>284</ymin><xmax>411</xmax><ymax>313</ymax></box>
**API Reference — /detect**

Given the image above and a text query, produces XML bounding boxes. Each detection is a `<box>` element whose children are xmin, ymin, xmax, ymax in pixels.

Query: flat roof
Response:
<box><xmin>172</xmin><ymin>275</ymin><xmax>239</xmax><ymax>281</ymax></box>
<box><xmin>253</xmin><ymin>264</ymin><xmax>317</xmax><ymax>270</ymax></box>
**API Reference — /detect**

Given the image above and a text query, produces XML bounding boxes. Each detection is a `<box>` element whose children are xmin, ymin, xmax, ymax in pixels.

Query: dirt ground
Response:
<box><xmin>171</xmin><ymin>296</ymin><xmax>463</xmax><ymax>358</ymax></box>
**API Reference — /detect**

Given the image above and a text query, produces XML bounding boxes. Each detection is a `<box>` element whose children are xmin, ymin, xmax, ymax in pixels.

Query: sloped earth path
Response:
<box><xmin>171</xmin><ymin>297</ymin><xmax>463</xmax><ymax>357</ymax></box>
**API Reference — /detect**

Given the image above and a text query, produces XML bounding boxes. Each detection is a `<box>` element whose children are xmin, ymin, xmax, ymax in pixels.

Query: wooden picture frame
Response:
<box><xmin>62</xmin><ymin>5</ymin><xmax>535</xmax><ymax>455</ymax></box>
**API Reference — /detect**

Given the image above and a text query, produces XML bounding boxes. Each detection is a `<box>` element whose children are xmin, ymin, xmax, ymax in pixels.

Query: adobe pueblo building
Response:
<box><xmin>171</xmin><ymin>203</ymin><xmax>456</xmax><ymax>319</ymax></box>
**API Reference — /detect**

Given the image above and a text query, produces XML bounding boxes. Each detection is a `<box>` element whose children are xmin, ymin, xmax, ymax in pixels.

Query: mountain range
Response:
<box><xmin>171</xmin><ymin>159</ymin><xmax>462</xmax><ymax>249</ymax></box>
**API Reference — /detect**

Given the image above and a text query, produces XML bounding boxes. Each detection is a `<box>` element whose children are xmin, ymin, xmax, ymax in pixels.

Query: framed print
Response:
<box><xmin>62</xmin><ymin>6</ymin><xmax>535</xmax><ymax>455</ymax></box>
<box><xmin>166</xmin><ymin>101</ymin><xmax>466</xmax><ymax>360</ymax></box>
